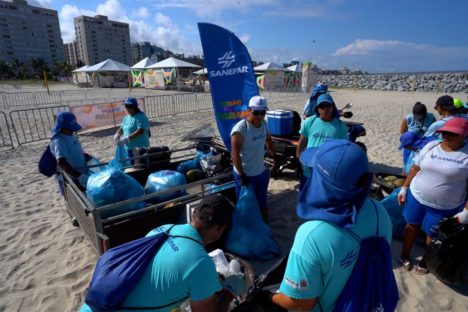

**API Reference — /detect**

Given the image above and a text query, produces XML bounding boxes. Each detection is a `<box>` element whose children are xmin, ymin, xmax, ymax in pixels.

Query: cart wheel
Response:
<box><xmin>71</xmin><ymin>217</ymin><xmax>80</xmax><ymax>228</ymax></box>
<box><xmin>271</xmin><ymin>167</ymin><xmax>280</xmax><ymax>179</ymax></box>
<box><xmin>295</xmin><ymin>166</ymin><xmax>303</xmax><ymax>180</ymax></box>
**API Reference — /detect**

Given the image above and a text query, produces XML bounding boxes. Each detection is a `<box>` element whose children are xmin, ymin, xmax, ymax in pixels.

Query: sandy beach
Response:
<box><xmin>1</xmin><ymin>88</ymin><xmax>467</xmax><ymax>312</ymax></box>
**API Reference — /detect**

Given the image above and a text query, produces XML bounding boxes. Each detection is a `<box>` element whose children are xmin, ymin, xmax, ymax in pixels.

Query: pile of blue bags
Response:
<box><xmin>86</xmin><ymin>147</ymin><xmax>145</xmax><ymax>218</ymax></box>
<box><xmin>226</xmin><ymin>186</ymin><xmax>281</xmax><ymax>260</ymax></box>
<box><xmin>176</xmin><ymin>150</ymin><xmax>212</xmax><ymax>174</ymax></box>
<box><xmin>145</xmin><ymin>170</ymin><xmax>187</xmax><ymax>204</ymax></box>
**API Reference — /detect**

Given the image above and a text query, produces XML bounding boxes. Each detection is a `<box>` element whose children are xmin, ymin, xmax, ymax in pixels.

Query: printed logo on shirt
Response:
<box><xmin>284</xmin><ymin>277</ymin><xmax>309</xmax><ymax>290</ymax></box>
<box><xmin>429</xmin><ymin>154</ymin><xmax>464</xmax><ymax>165</ymax></box>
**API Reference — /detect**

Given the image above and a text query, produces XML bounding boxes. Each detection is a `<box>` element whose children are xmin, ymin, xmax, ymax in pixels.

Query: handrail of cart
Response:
<box><xmin>101</xmin><ymin>179</ymin><xmax>235</xmax><ymax>225</ymax></box>
<box><xmin>96</xmin><ymin>171</ymin><xmax>232</xmax><ymax>215</ymax></box>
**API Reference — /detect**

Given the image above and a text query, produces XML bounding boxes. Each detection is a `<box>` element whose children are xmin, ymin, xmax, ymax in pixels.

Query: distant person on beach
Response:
<box><xmin>50</xmin><ymin>111</ymin><xmax>90</xmax><ymax>194</ymax></box>
<box><xmin>114</xmin><ymin>97</ymin><xmax>150</xmax><ymax>163</ymax></box>
<box><xmin>303</xmin><ymin>82</ymin><xmax>328</xmax><ymax>119</ymax></box>
<box><xmin>423</xmin><ymin>95</ymin><xmax>456</xmax><ymax>138</ymax></box>
<box><xmin>398</xmin><ymin>117</ymin><xmax>468</xmax><ymax>274</ymax></box>
<box><xmin>81</xmin><ymin>195</ymin><xmax>244</xmax><ymax>312</ymax></box>
<box><xmin>399</xmin><ymin>102</ymin><xmax>436</xmax><ymax>171</ymax></box>
<box><xmin>296</xmin><ymin>93</ymin><xmax>348</xmax><ymax>189</ymax></box>
<box><xmin>258</xmin><ymin>140</ymin><xmax>393</xmax><ymax>311</ymax></box>
<box><xmin>231</xmin><ymin>95</ymin><xmax>275</xmax><ymax>222</ymax></box>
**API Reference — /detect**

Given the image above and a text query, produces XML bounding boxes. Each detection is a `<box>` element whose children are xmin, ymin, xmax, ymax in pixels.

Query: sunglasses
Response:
<box><xmin>318</xmin><ymin>103</ymin><xmax>332</xmax><ymax>109</ymax></box>
<box><xmin>252</xmin><ymin>110</ymin><xmax>266</xmax><ymax>116</ymax></box>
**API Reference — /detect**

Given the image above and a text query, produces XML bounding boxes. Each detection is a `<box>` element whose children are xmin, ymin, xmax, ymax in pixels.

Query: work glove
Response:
<box><xmin>397</xmin><ymin>187</ymin><xmax>408</xmax><ymax>206</ymax></box>
<box><xmin>239</xmin><ymin>174</ymin><xmax>250</xmax><ymax>186</ymax></box>
<box><xmin>454</xmin><ymin>209</ymin><xmax>468</xmax><ymax>224</ymax></box>
<box><xmin>223</xmin><ymin>273</ymin><xmax>247</xmax><ymax>297</ymax></box>
<box><xmin>78</xmin><ymin>174</ymin><xmax>89</xmax><ymax>188</ymax></box>
<box><xmin>113</xmin><ymin>133</ymin><xmax>121</xmax><ymax>143</ymax></box>
<box><xmin>117</xmin><ymin>136</ymin><xmax>130</xmax><ymax>146</ymax></box>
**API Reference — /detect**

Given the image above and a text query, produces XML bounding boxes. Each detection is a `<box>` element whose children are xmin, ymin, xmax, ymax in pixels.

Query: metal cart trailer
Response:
<box><xmin>63</xmin><ymin>144</ymin><xmax>235</xmax><ymax>254</ymax></box>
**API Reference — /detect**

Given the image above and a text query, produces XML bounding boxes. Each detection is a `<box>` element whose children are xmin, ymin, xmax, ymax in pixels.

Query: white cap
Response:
<box><xmin>248</xmin><ymin>95</ymin><xmax>268</xmax><ymax>111</ymax></box>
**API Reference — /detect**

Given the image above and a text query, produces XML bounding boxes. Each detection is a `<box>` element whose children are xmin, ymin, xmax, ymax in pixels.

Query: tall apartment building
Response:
<box><xmin>74</xmin><ymin>15</ymin><xmax>132</xmax><ymax>65</ymax></box>
<box><xmin>0</xmin><ymin>0</ymin><xmax>64</xmax><ymax>64</ymax></box>
<box><xmin>63</xmin><ymin>41</ymin><xmax>79</xmax><ymax>66</ymax></box>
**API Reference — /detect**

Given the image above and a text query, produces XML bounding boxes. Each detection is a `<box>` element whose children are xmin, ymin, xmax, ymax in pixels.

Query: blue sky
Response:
<box><xmin>27</xmin><ymin>0</ymin><xmax>468</xmax><ymax>72</ymax></box>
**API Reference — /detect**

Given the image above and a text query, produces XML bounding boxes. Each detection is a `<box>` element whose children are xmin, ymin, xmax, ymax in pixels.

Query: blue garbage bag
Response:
<box><xmin>145</xmin><ymin>170</ymin><xmax>187</xmax><ymax>204</ymax></box>
<box><xmin>380</xmin><ymin>188</ymin><xmax>406</xmax><ymax>239</ymax></box>
<box><xmin>226</xmin><ymin>186</ymin><xmax>281</xmax><ymax>260</ymax></box>
<box><xmin>404</xmin><ymin>151</ymin><xmax>417</xmax><ymax>175</ymax></box>
<box><xmin>176</xmin><ymin>150</ymin><xmax>212</xmax><ymax>174</ymax></box>
<box><xmin>86</xmin><ymin>147</ymin><xmax>145</xmax><ymax>218</ymax></box>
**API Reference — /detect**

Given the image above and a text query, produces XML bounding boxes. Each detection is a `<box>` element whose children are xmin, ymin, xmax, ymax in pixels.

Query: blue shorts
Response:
<box><xmin>403</xmin><ymin>189</ymin><xmax>463</xmax><ymax>238</ymax></box>
<box><xmin>233</xmin><ymin>169</ymin><xmax>269</xmax><ymax>211</ymax></box>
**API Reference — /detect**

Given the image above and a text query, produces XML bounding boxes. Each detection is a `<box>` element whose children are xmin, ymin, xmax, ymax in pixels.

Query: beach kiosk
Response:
<box><xmin>131</xmin><ymin>57</ymin><xmax>158</xmax><ymax>88</ymax></box>
<box><xmin>146</xmin><ymin>57</ymin><xmax>201</xmax><ymax>91</ymax></box>
<box><xmin>86</xmin><ymin>59</ymin><xmax>131</xmax><ymax>88</ymax></box>
<box><xmin>254</xmin><ymin>62</ymin><xmax>291</xmax><ymax>91</ymax></box>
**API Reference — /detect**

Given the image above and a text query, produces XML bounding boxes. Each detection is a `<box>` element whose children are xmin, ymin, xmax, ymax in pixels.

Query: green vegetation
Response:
<box><xmin>0</xmin><ymin>58</ymin><xmax>79</xmax><ymax>81</ymax></box>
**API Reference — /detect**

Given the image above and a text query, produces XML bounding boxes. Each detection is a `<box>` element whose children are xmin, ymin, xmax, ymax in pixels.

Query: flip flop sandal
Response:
<box><xmin>413</xmin><ymin>263</ymin><xmax>429</xmax><ymax>275</ymax></box>
<box><xmin>399</xmin><ymin>258</ymin><xmax>411</xmax><ymax>271</ymax></box>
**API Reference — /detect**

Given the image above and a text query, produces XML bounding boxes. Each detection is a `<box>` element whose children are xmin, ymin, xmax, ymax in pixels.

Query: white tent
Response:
<box><xmin>86</xmin><ymin>59</ymin><xmax>131</xmax><ymax>72</ymax></box>
<box><xmin>131</xmin><ymin>57</ymin><xmax>158</xmax><ymax>70</ymax></box>
<box><xmin>72</xmin><ymin>65</ymin><xmax>90</xmax><ymax>73</ymax></box>
<box><xmin>193</xmin><ymin>68</ymin><xmax>207</xmax><ymax>75</ymax></box>
<box><xmin>147</xmin><ymin>57</ymin><xmax>201</xmax><ymax>69</ymax></box>
<box><xmin>287</xmin><ymin>64</ymin><xmax>302</xmax><ymax>72</ymax></box>
<box><xmin>254</xmin><ymin>62</ymin><xmax>289</xmax><ymax>72</ymax></box>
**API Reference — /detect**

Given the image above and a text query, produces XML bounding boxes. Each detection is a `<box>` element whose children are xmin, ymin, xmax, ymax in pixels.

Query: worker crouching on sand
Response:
<box><xmin>80</xmin><ymin>195</ymin><xmax>246</xmax><ymax>312</ymax></box>
<box><xmin>231</xmin><ymin>95</ymin><xmax>275</xmax><ymax>222</ymax></box>
<box><xmin>114</xmin><ymin>97</ymin><xmax>150</xmax><ymax>163</ymax></box>
<box><xmin>50</xmin><ymin>111</ymin><xmax>90</xmax><ymax>194</ymax></box>
<box><xmin>257</xmin><ymin>140</ymin><xmax>393</xmax><ymax>311</ymax></box>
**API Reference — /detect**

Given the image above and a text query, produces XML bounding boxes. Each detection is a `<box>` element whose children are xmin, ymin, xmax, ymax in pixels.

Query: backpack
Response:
<box><xmin>85</xmin><ymin>225</ymin><xmax>202</xmax><ymax>311</ymax></box>
<box><xmin>38</xmin><ymin>145</ymin><xmax>57</xmax><ymax>177</ymax></box>
<box><xmin>332</xmin><ymin>200</ymin><xmax>399</xmax><ymax>312</ymax></box>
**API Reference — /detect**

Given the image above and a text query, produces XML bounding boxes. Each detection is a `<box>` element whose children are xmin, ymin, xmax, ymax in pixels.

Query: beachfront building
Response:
<box><xmin>74</xmin><ymin>14</ymin><xmax>132</xmax><ymax>66</ymax></box>
<box><xmin>0</xmin><ymin>0</ymin><xmax>64</xmax><ymax>64</ymax></box>
<box><xmin>63</xmin><ymin>41</ymin><xmax>79</xmax><ymax>66</ymax></box>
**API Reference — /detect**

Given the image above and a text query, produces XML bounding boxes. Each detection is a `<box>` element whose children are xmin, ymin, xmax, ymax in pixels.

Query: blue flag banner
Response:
<box><xmin>198</xmin><ymin>23</ymin><xmax>259</xmax><ymax>151</ymax></box>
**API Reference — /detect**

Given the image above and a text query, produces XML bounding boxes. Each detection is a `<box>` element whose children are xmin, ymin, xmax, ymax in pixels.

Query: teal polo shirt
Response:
<box><xmin>299</xmin><ymin>116</ymin><xmax>348</xmax><ymax>177</ymax></box>
<box><xmin>80</xmin><ymin>224</ymin><xmax>222</xmax><ymax>312</ymax></box>
<box><xmin>279</xmin><ymin>199</ymin><xmax>392</xmax><ymax>312</ymax></box>
<box><xmin>121</xmin><ymin>112</ymin><xmax>150</xmax><ymax>150</ymax></box>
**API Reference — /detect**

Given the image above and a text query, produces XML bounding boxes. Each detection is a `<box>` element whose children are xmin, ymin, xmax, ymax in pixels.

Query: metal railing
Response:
<box><xmin>1</xmin><ymin>91</ymin><xmax>305</xmax><ymax>148</ymax></box>
<box><xmin>145</xmin><ymin>93</ymin><xmax>212</xmax><ymax>119</ymax></box>
<box><xmin>9</xmin><ymin>105</ymin><xmax>70</xmax><ymax>146</ymax></box>
<box><xmin>0</xmin><ymin>111</ymin><xmax>13</xmax><ymax>149</ymax></box>
<box><xmin>0</xmin><ymin>88</ymin><xmax>202</xmax><ymax>110</ymax></box>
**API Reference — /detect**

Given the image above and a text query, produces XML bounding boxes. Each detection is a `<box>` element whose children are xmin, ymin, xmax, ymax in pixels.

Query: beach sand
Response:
<box><xmin>0</xmin><ymin>89</ymin><xmax>467</xmax><ymax>311</ymax></box>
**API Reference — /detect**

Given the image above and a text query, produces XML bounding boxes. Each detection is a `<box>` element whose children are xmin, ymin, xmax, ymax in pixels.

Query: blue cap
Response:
<box><xmin>123</xmin><ymin>97</ymin><xmax>138</xmax><ymax>106</ymax></box>
<box><xmin>313</xmin><ymin>93</ymin><xmax>339</xmax><ymax>118</ymax></box>
<box><xmin>298</xmin><ymin>139</ymin><xmax>373</xmax><ymax>228</ymax></box>
<box><xmin>51</xmin><ymin>112</ymin><xmax>81</xmax><ymax>137</ymax></box>
<box><xmin>399</xmin><ymin>131</ymin><xmax>432</xmax><ymax>150</ymax></box>
<box><xmin>310</xmin><ymin>82</ymin><xmax>328</xmax><ymax>99</ymax></box>
<box><xmin>317</xmin><ymin>93</ymin><xmax>334</xmax><ymax>105</ymax></box>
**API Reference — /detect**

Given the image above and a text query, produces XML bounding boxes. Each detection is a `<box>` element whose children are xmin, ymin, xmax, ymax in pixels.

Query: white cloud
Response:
<box><xmin>331</xmin><ymin>39</ymin><xmax>468</xmax><ymax>72</ymax></box>
<box><xmin>153</xmin><ymin>0</ymin><xmax>276</xmax><ymax>17</ymax></box>
<box><xmin>96</xmin><ymin>0</ymin><xmax>127</xmax><ymax>21</ymax></box>
<box><xmin>239</xmin><ymin>33</ymin><xmax>250</xmax><ymax>44</ymax></box>
<box><xmin>59</xmin><ymin>4</ymin><xmax>96</xmax><ymax>43</ymax></box>
<box><xmin>155</xmin><ymin>13</ymin><xmax>173</xmax><ymax>28</ymax></box>
<box><xmin>58</xmin><ymin>0</ymin><xmax>195</xmax><ymax>54</ymax></box>
<box><xmin>132</xmin><ymin>7</ymin><xmax>150</xmax><ymax>19</ymax></box>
